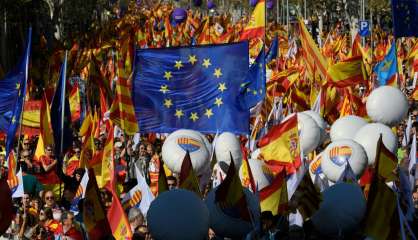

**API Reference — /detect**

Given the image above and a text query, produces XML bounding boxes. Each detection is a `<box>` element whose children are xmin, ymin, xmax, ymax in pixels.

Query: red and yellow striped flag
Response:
<box><xmin>259</xmin><ymin>171</ymin><xmax>287</xmax><ymax>215</ymax></box>
<box><xmin>94</xmin><ymin>125</ymin><xmax>113</xmax><ymax>188</ymax></box>
<box><xmin>258</xmin><ymin>114</ymin><xmax>301</xmax><ymax>174</ymax></box>
<box><xmin>375</xmin><ymin>135</ymin><xmax>398</xmax><ymax>182</ymax></box>
<box><xmin>109</xmin><ymin>39</ymin><xmax>139</xmax><ymax>135</ymax></box>
<box><xmin>69</xmin><ymin>82</ymin><xmax>81</xmax><ymax>123</ymax></box>
<box><xmin>240</xmin><ymin>0</ymin><xmax>265</xmax><ymax>40</ymax></box>
<box><xmin>326</xmin><ymin>56</ymin><xmax>366</xmax><ymax>87</ymax></box>
<box><xmin>339</xmin><ymin>93</ymin><xmax>352</xmax><ymax>118</ymax></box>
<box><xmin>34</xmin><ymin>93</ymin><xmax>54</xmax><ymax>161</ymax></box>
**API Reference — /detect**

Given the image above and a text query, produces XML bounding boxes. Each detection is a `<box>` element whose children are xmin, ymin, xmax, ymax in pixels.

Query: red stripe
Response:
<box><xmin>240</xmin><ymin>27</ymin><xmax>265</xmax><ymax>40</ymax></box>
<box><xmin>329</xmin><ymin>74</ymin><xmax>364</xmax><ymax>88</ymax></box>
<box><xmin>259</xmin><ymin>172</ymin><xmax>285</xmax><ymax>201</ymax></box>
<box><xmin>117</xmin><ymin>94</ymin><xmax>135</xmax><ymax>106</ymax></box>
<box><xmin>257</xmin><ymin>114</ymin><xmax>297</xmax><ymax>148</ymax></box>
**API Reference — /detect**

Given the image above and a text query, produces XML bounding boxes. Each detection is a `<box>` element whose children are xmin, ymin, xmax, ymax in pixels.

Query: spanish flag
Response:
<box><xmin>94</xmin><ymin>125</ymin><xmax>113</xmax><ymax>188</ymax></box>
<box><xmin>107</xmin><ymin>190</ymin><xmax>133</xmax><ymax>240</ymax></box>
<box><xmin>83</xmin><ymin>169</ymin><xmax>112</xmax><ymax>240</ymax></box>
<box><xmin>258</xmin><ymin>114</ymin><xmax>301</xmax><ymax>174</ymax></box>
<box><xmin>240</xmin><ymin>0</ymin><xmax>265</xmax><ymax>40</ymax></box>
<box><xmin>326</xmin><ymin>56</ymin><xmax>366</xmax><ymax>88</ymax></box>
<box><xmin>215</xmin><ymin>157</ymin><xmax>251</xmax><ymax>221</ymax></box>
<box><xmin>259</xmin><ymin>171</ymin><xmax>287</xmax><ymax>215</ymax></box>
<box><xmin>69</xmin><ymin>82</ymin><xmax>81</xmax><ymax>123</ymax></box>
<box><xmin>179</xmin><ymin>151</ymin><xmax>201</xmax><ymax>197</ymax></box>
<box><xmin>34</xmin><ymin>93</ymin><xmax>54</xmax><ymax>161</ymax></box>
<box><xmin>375</xmin><ymin>135</ymin><xmax>398</xmax><ymax>182</ymax></box>
<box><xmin>79</xmin><ymin>113</ymin><xmax>95</xmax><ymax>167</ymax></box>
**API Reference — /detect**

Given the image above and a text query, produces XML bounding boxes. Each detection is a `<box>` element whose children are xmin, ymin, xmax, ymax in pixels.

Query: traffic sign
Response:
<box><xmin>359</xmin><ymin>20</ymin><xmax>370</xmax><ymax>37</ymax></box>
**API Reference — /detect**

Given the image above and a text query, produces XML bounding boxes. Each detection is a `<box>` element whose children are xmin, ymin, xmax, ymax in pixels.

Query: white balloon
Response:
<box><xmin>298</xmin><ymin>113</ymin><xmax>321</xmax><ymax>154</ymax></box>
<box><xmin>239</xmin><ymin>159</ymin><xmax>274</xmax><ymax>190</ymax></box>
<box><xmin>303</xmin><ymin>110</ymin><xmax>328</xmax><ymax>144</ymax></box>
<box><xmin>311</xmin><ymin>183</ymin><xmax>366</xmax><ymax>237</ymax></box>
<box><xmin>353</xmin><ymin>123</ymin><xmax>398</xmax><ymax>165</ymax></box>
<box><xmin>205</xmin><ymin>188</ymin><xmax>260</xmax><ymax>238</ymax></box>
<box><xmin>321</xmin><ymin>140</ymin><xmax>368</xmax><ymax>182</ymax></box>
<box><xmin>147</xmin><ymin>189</ymin><xmax>210</xmax><ymax>240</ymax></box>
<box><xmin>366</xmin><ymin>86</ymin><xmax>408</xmax><ymax>126</ymax></box>
<box><xmin>215</xmin><ymin>132</ymin><xmax>242</xmax><ymax>170</ymax></box>
<box><xmin>330</xmin><ymin>115</ymin><xmax>367</xmax><ymax>142</ymax></box>
<box><xmin>162</xmin><ymin>129</ymin><xmax>211</xmax><ymax>175</ymax></box>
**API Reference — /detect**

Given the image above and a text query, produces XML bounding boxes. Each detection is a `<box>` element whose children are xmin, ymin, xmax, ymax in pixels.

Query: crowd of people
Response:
<box><xmin>0</xmin><ymin>1</ymin><xmax>417</xmax><ymax>240</ymax></box>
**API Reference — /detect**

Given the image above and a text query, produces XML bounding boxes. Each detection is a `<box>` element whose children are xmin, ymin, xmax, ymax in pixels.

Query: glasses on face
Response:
<box><xmin>45</xmin><ymin>196</ymin><xmax>54</xmax><ymax>200</ymax></box>
<box><xmin>46</xmin><ymin>148</ymin><xmax>52</xmax><ymax>152</ymax></box>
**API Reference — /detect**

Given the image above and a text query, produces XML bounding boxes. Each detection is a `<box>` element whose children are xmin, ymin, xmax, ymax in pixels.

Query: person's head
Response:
<box><xmin>146</xmin><ymin>143</ymin><xmax>154</xmax><ymax>156</ymax></box>
<box><xmin>138</xmin><ymin>143</ymin><xmax>147</xmax><ymax>156</ymax></box>
<box><xmin>45</xmin><ymin>145</ymin><xmax>54</xmax><ymax>157</ymax></box>
<box><xmin>21</xmin><ymin>150</ymin><xmax>31</xmax><ymax>162</ymax></box>
<box><xmin>22</xmin><ymin>139</ymin><xmax>30</xmax><ymax>150</ymax></box>
<box><xmin>43</xmin><ymin>190</ymin><xmax>55</xmax><ymax>207</ymax></box>
<box><xmin>74</xmin><ymin>146</ymin><xmax>81</xmax><ymax>159</ymax></box>
<box><xmin>52</xmin><ymin>208</ymin><xmax>62</xmax><ymax>221</ymax></box>
<box><xmin>39</xmin><ymin>207</ymin><xmax>53</xmax><ymax>222</ymax></box>
<box><xmin>74</xmin><ymin>168</ymin><xmax>85</xmax><ymax>181</ymax></box>
<box><xmin>260</xmin><ymin>211</ymin><xmax>275</xmax><ymax>232</ymax></box>
<box><xmin>0</xmin><ymin>154</ymin><xmax>5</xmax><ymax>166</ymax></box>
<box><xmin>128</xmin><ymin>207</ymin><xmax>144</xmax><ymax>230</ymax></box>
<box><xmin>22</xmin><ymin>193</ymin><xmax>31</xmax><ymax>207</ymax></box>
<box><xmin>62</xmin><ymin>211</ymin><xmax>75</xmax><ymax>230</ymax></box>
<box><xmin>167</xmin><ymin>176</ymin><xmax>177</xmax><ymax>190</ymax></box>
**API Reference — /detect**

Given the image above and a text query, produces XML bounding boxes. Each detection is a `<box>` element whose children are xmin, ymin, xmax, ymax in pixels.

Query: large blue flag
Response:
<box><xmin>374</xmin><ymin>42</ymin><xmax>398</xmax><ymax>86</ymax></box>
<box><xmin>391</xmin><ymin>0</ymin><xmax>418</xmax><ymax>37</ymax></box>
<box><xmin>265</xmin><ymin>36</ymin><xmax>278</xmax><ymax>63</ymax></box>
<box><xmin>133</xmin><ymin>42</ymin><xmax>250</xmax><ymax>134</ymax></box>
<box><xmin>51</xmin><ymin>52</ymin><xmax>73</xmax><ymax>157</ymax></box>
<box><xmin>1</xmin><ymin>28</ymin><xmax>31</xmax><ymax>159</ymax></box>
<box><xmin>239</xmin><ymin>47</ymin><xmax>266</xmax><ymax>109</ymax></box>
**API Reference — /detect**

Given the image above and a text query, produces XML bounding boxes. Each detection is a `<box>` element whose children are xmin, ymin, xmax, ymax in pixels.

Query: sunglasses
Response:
<box><xmin>45</xmin><ymin>196</ymin><xmax>54</xmax><ymax>200</ymax></box>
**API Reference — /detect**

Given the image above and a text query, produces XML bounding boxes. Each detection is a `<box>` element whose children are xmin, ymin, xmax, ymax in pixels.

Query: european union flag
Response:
<box><xmin>51</xmin><ymin>52</ymin><xmax>73</xmax><ymax>157</ymax></box>
<box><xmin>133</xmin><ymin>42</ymin><xmax>250</xmax><ymax>134</ymax></box>
<box><xmin>374</xmin><ymin>42</ymin><xmax>398</xmax><ymax>86</ymax></box>
<box><xmin>1</xmin><ymin>28</ymin><xmax>31</xmax><ymax>159</ymax></box>
<box><xmin>391</xmin><ymin>0</ymin><xmax>418</xmax><ymax>37</ymax></box>
<box><xmin>265</xmin><ymin>36</ymin><xmax>278</xmax><ymax>63</ymax></box>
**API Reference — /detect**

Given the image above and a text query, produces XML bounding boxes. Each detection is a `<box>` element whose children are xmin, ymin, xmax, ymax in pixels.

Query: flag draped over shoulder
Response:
<box><xmin>50</xmin><ymin>52</ymin><xmax>73</xmax><ymax>157</ymax></box>
<box><xmin>1</xmin><ymin>28</ymin><xmax>31</xmax><ymax>160</ymax></box>
<box><xmin>258</xmin><ymin>114</ymin><xmax>301</xmax><ymax>174</ymax></box>
<box><xmin>240</xmin><ymin>0</ymin><xmax>265</xmax><ymax>40</ymax></box>
<box><xmin>215</xmin><ymin>158</ymin><xmax>251</xmax><ymax>221</ymax></box>
<box><xmin>374</xmin><ymin>42</ymin><xmax>398</xmax><ymax>86</ymax></box>
<box><xmin>391</xmin><ymin>0</ymin><xmax>418</xmax><ymax>38</ymax></box>
<box><xmin>82</xmin><ymin>169</ymin><xmax>112</xmax><ymax>240</ymax></box>
<box><xmin>133</xmin><ymin>42</ymin><xmax>250</xmax><ymax>134</ymax></box>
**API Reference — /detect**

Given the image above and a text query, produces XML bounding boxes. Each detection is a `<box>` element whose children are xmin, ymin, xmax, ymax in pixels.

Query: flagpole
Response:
<box><xmin>60</xmin><ymin>50</ymin><xmax>68</xmax><ymax>157</ymax></box>
<box><xmin>15</xmin><ymin>27</ymin><xmax>31</xmax><ymax>161</ymax></box>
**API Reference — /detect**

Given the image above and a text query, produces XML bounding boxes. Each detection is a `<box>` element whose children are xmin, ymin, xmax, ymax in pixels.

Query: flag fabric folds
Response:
<box><xmin>374</xmin><ymin>42</ymin><xmax>398</xmax><ymax>86</ymax></box>
<box><xmin>215</xmin><ymin>157</ymin><xmax>251</xmax><ymax>221</ymax></box>
<box><xmin>240</xmin><ymin>0</ymin><xmax>266</xmax><ymax>40</ymax></box>
<box><xmin>133</xmin><ymin>42</ymin><xmax>250</xmax><ymax>134</ymax></box>
<box><xmin>265</xmin><ymin>36</ymin><xmax>279</xmax><ymax>63</ymax></box>
<box><xmin>34</xmin><ymin>93</ymin><xmax>54</xmax><ymax>160</ymax></box>
<box><xmin>258</xmin><ymin>114</ymin><xmax>301</xmax><ymax>174</ymax></box>
<box><xmin>7</xmin><ymin>152</ymin><xmax>24</xmax><ymax>198</ymax></box>
<box><xmin>70</xmin><ymin>169</ymin><xmax>89</xmax><ymax>215</ymax></box>
<box><xmin>107</xmin><ymin>189</ymin><xmax>133</xmax><ymax>240</ymax></box>
<box><xmin>179</xmin><ymin>151</ymin><xmax>202</xmax><ymax>196</ymax></box>
<box><xmin>158</xmin><ymin>159</ymin><xmax>169</xmax><ymax>194</ymax></box>
<box><xmin>326</xmin><ymin>56</ymin><xmax>366</xmax><ymax>87</ymax></box>
<box><xmin>391</xmin><ymin>0</ymin><xmax>418</xmax><ymax>38</ymax></box>
<box><xmin>50</xmin><ymin>52</ymin><xmax>73</xmax><ymax>158</ymax></box>
<box><xmin>240</xmin><ymin>47</ymin><xmax>266</xmax><ymax>109</ymax></box>
<box><xmin>82</xmin><ymin>169</ymin><xmax>112</xmax><ymax>240</ymax></box>
<box><xmin>259</xmin><ymin>171</ymin><xmax>287</xmax><ymax>215</ymax></box>
<box><xmin>2</xmin><ymin>28</ymin><xmax>31</xmax><ymax>160</ymax></box>
<box><xmin>375</xmin><ymin>135</ymin><xmax>398</xmax><ymax>182</ymax></box>
<box><xmin>69</xmin><ymin>82</ymin><xmax>81</xmax><ymax>123</ymax></box>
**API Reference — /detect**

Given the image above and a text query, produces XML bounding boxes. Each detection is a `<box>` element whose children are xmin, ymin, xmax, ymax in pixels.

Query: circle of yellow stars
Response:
<box><xmin>160</xmin><ymin>54</ymin><xmax>227</xmax><ymax>123</ymax></box>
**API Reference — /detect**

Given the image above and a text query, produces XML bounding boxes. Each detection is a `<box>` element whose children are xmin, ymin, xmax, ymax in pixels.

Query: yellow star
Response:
<box><xmin>174</xmin><ymin>60</ymin><xmax>183</xmax><ymax>70</ymax></box>
<box><xmin>163</xmin><ymin>98</ymin><xmax>173</xmax><ymax>108</ymax></box>
<box><xmin>213</xmin><ymin>68</ymin><xmax>222</xmax><ymax>78</ymax></box>
<box><xmin>164</xmin><ymin>71</ymin><xmax>173</xmax><ymax>81</ymax></box>
<box><xmin>202</xmin><ymin>58</ymin><xmax>212</xmax><ymax>68</ymax></box>
<box><xmin>189</xmin><ymin>112</ymin><xmax>199</xmax><ymax>122</ymax></box>
<box><xmin>16</xmin><ymin>83</ymin><xmax>20</xmax><ymax>90</ymax></box>
<box><xmin>175</xmin><ymin>109</ymin><xmax>184</xmax><ymax>119</ymax></box>
<box><xmin>246</xmin><ymin>87</ymin><xmax>252</xmax><ymax>93</ymax></box>
<box><xmin>218</xmin><ymin>82</ymin><xmax>227</xmax><ymax>92</ymax></box>
<box><xmin>188</xmin><ymin>55</ymin><xmax>197</xmax><ymax>65</ymax></box>
<box><xmin>204</xmin><ymin>108</ymin><xmax>214</xmax><ymax>118</ymax></box>
<box><xmin>11</xmin><ymin>116</ymin><xmax>16</xmax><ymax>124</ymax></box>
<box><xmin>159</xmin><ymin>85</ymin><xmax>169</xmax><ymax>94</ymax></box>
<box><xmin>214</xmin><ymin>97</ymin><xmax>223</xmax><ymax>107</ymax></box>
<box><xmin>253</xmin><ymin>90</ymin><xmax>258</xmax><ymax>95</ymax></box>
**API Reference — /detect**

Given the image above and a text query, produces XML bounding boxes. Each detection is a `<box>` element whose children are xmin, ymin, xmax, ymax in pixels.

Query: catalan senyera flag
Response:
<box><xmin>298</xmin><ymin>19</ymin><xmax>329</xmax><ymax>83</ymax></box>
<box><xmin>258</xmin><ymin>114</ymin><xmax>301</xmax><ymax>174</ymax></box>
<box><xmin>407</xmin><ymin>40</ymin><xmax>418</xmax><ymax>73</ymax></box>
<box><xmin>326</xmin><ymin>56</ymin><xmax>366</xmax><ymax>87</ymax></box>
<box><xmin>179</xmin><ymin>151</ymin><xmax>202</xmax><ymax>197</ymax></box>
<box><xmin>69</xmin><ymin>82</ymin><xmax>81</xmax><ymax>123</ymax></box>
<box><xmin>259</xmin><ymin>171</ymin><xmax>287</xmax><ymax>215</ymax></box>
<box><xmin>34</xmin><ymin>93</ymin><xmax>54</xmax><ymax>161</ymax></box>
<box><xmin>109</xmin><ymin>38</ymin><xmax>138</xmax><ymax>136</ymax></box>
<box><xmin>215</xmin><ymin>157</ymin><xmax>251</xmax><ymax>221</ymax></box>
<box><xmin>7</xmin><ymin>152</ymin><xmax>24</xmax><ymax>198</ymax></box>
<box><xmin>375</xmin><ymin>135</ymin><xmax>398</xmax><ymax>182</ymax></box>
<box><xmin>240</xmin><ymin>0</ymin><xmax>265</xmax><ymax>40</ymax></box>
<box><xmin>339</xmin><ymin>93</ymin><xmax>352</xmax><ymax>118</ymax></box>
